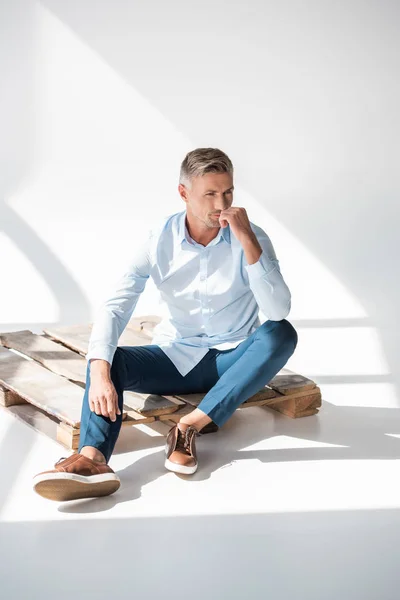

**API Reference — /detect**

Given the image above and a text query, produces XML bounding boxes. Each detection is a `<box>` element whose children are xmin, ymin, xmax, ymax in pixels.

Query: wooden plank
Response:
<box><xmin>121</xmin><ymin>414</ymin><xmax>155</xmax><ymax>427</ymax></box>
<box><xmin>171</xmin><ymin>384</ymin><xmax>321</xmax><ymax>416</ymax></box>
<box><xmin>174</xmin><ymin>386</ymin><xmax>321</xmax><ymax>415</ymax></box>
<box><xmin>0</xmin><ymin>384</ymin><xmax>27</xmax><ymax>407</ymax></box>
<box><xmin>0</xmin><ymin>333</ymin><xmax>176</xmax><ymax>422</ymax></box>
<box><xmin>174</xmin><ymin>386</ymin><xmax>277</xmax><ymax>409</ymax></box>
<box><xmin>58</xmin><ymin>420</ymin><xmax>79</xmax><ymax>432</ymax></box>
<box><xmin>243</xmin><ymin>386</ymin><xmax>278</xmax><ymax>404</ymax></box>
<box><xmin>268</xmin><ymin>368</ymin><xmax>316</xmax><ymax>396</ymax></box>
<box><xmin>279</xmin><ymin>392</ymin><xmax>321</xmax><ymax>413</ymax></box>
<box><xmin>0</xmin><ymin>346</ymin><xmax>83</xmax><ymax>427</ymax></box>
<box><xmin>0</xmin><ymin>337</ymin><xmax>170</xmax><ymax>423</ymax></box>
<box><xmin>157</xmin><ymin>403</ymin><xmax>194</xmax><ymax>422</ymax></box>
<box><xmin>122</xmin><ymin>391</ymin><xmax>183</xmax><ymax>417</ymax></box>
<box><xmin>42</xmin><ymin>324</ymin><xmax>150</xmax><ymax>355</ymax></box>
<box><xmin>122</xmin><ymin>404</ymin><xmax>157</xmax><ymax>424</ymax></box>
<box><xmin>240</xmin><ymin>397</ymin><xmax>280</xmax><ymax>408</ymax></box>
<box><xmin>267</xmin><ymin>386</ymin><xmax>321</xmax><ymax>402</ymax></box>
<box><xmin>56</xmin><ymin>423</ymin><xmax>80</xmax><ymax>450</ymax></box>
<box><xmin>0</xmin><ymin>330</ymin><xmax>88</xmax><ymax>383</ymax></box>
<box><xmin>172</xmin><ymin>393</ymin><xmax>207</xmax><ymax>407</ymax></box>
<box><xmin>259</xmin><ymin>387</ymin><xmax>321</xmax><ymax>412</ymax></box>
<box><xmin>265</xmin><ymin>392</ymin><xmax>321</xmax><ymax>418</ymax></box>
<box><xmin>42</xmin><ymin>324</ymin><xmax>93</xmax><ymax>355</ymax></box>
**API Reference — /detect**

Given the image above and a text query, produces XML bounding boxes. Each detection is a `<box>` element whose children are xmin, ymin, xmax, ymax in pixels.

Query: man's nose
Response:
<box><xmin>215</xmin><ymin>199</ymin><xmax>231</xmax><ymax>210</ymax></box>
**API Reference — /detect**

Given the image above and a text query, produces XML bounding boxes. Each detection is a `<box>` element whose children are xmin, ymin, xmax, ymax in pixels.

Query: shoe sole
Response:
<box><xmin>33</xmin><ymin>472</ymin><xmax>120</xmax><ymax>502</ymax></box>
<box><xmin>164</xmin><ymin>458</ymin><xmax>198</xmax><ymax>475</ymax></box>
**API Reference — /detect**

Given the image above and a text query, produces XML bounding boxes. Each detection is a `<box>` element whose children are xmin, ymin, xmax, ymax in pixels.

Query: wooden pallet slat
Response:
<box><xmin>242</xmin><ymin>386</ymin><xmax>278</xmax><ymax>405</ymax></box>
<box><xmin>276</xmin><ymin>407</ymin><xmax>319</xmax><ymax>419</ymax></box>
<box><xmin>174</xmin><ymin>385</ymin><xmax>278</xmax><ymax>409</ymax></box>
<box><xmin>171</xmin><ymin>382</ymin><xmax>321</xmax><ymax>417</ymax></box>
<box><xmin>268</xmin><ymin>368</ymin><xmax>316</xmax><ymax>396</ymax></box>
<box><xmin>122</xmin><ymin>391</ymin><xmax>183</xmax><ymax>417</ymax></box>
<box><xmin>0</xmin><ymin>330</ymin><xmax>87</xmax><ymax>383</ymax></box>
<box><xmin>42</xmin><ymin>324</ymin><xmax>150</xmax><ymax>356</ymax></box>
<box><xmin>0</xmin><ymin>315</ymin><xmax>323</xmax><ymax>452</ymax></box>
<box><xmin>0</xmin><ymin>384</ymin><xmax>28</xmax><ymax>408</ymax></box>
<box><xmin>0</xmin><ymin>330</ymin><xmax>186</xmax><ymax>419</ymax></box>
<box><xmin>0</xmin><ymin>346</ymin><xmax>83</xmax><ymax>427</ymax></box>
<box><xmin>56</xmin><ymin>422</ymin><xmax>81</xmax><ymax>450</ymax></box>
<box><xmin>42</xmin><ymin>324</ymin><xmax>92</xmax><ymax>355</ymax></box>
<box><xmin>265</xmin><ymin>391</ymin><xmax>322</xmax><ymax>418</ymax></box>
<box><xmin>173</xmin><ymin>392</ymin><xmax>207</xmax><ymax>408</ymax></box>
<box><xmin>122</xmin><ymin>404</ymin><xmax>158</xmax><ymax>424</ymax></box>
<box><xmin>157</xmin><ymin>403</ymin><xmax>194</xmax><ymax>422</ymax></box>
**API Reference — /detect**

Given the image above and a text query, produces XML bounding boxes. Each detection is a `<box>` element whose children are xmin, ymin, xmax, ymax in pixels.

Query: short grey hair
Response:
<box><xmin>179</xmin><ymin>148</ymin><xmax>234</xmax><ymax>188</ymax></box>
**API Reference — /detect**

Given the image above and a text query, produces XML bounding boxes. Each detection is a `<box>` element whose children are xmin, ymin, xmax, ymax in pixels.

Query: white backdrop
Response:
<box><xmin>1</xmin><ymin>0</ymin><xmax>399</xmax><ymax>408</ymax></box>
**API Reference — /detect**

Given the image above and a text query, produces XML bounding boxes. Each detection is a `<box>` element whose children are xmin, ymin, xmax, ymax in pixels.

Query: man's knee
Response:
<box><xmin>280</xmin><ymin>319</ymin><xmax>298</xmax><ymax>350</ymax></box>
<box><xmin>259</xmin><ymin>319</ymin><xmax>298</xmax><ymax>352</ymax></box>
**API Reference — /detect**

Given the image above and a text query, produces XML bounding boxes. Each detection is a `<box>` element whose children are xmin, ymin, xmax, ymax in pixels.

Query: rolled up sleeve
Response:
<box><xmin>244</xmin><ymin>229</ymin><xmax>291</xmax><ymax>321</ymax></box>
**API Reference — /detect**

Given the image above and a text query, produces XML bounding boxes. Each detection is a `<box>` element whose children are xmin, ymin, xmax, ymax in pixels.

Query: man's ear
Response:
<box><xmin>178</xmin><ymin>184</ymin><xmax>188</xmax><ymax>202</ymax></box>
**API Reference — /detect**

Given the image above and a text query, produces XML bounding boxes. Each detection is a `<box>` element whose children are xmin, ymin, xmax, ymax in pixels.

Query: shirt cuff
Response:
<box><xmin>85</xmin><ymin>344</ymin><xmax>116</xmax><ymax>365</ymax></box>
<box><xmin>245</xmin><ymin>250</ymin><xmax>277</xmax><ymax>278</ymax></box>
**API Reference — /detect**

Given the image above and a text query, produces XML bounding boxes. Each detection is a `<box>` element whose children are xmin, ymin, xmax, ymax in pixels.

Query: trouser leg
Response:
<box><xmin>77</xmin><ymin>344</ymin><xmax>211</xmax><ymax>462</ymax></box>
<box><xmin>78</xmin><ymin>348</ymin><xmax>129</xmax><ymax>462</ymax></box>
<box><xmin>78</xmin><ymin>319</ymin><xmax>298</xmax><ymax>460</ymax></box>
<box><xmin>196</xmin><ymin>319</ymin><xmax>298</xmax><ymax>427</ymax></box>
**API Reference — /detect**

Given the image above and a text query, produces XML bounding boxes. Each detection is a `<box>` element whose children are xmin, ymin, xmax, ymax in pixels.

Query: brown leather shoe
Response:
<box><xmin>33</xmin><ymin>454</ymin><xmax>120</xmax><ymax>501</ymax></box>
<box><xmin>165</xmin><ymin>422</ymin><xmax>200</xmax><ymax>475</ymax></box>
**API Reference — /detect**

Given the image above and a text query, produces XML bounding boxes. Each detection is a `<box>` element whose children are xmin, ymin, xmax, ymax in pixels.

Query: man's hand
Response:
<box><xmin>219</xmin><ymin>207</ymin><xmax>262</xmax><ymax>265</ymax></box>
<box><xmin>89</xmin><ymin>360</ymin><xmax>121</xmax><ymax>422</ymax></box>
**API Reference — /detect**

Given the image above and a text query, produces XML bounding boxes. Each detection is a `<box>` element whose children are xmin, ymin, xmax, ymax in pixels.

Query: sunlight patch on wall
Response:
<box><xmin>236</xmin><ymin>189</ymin><xmax>367</xmax><ymax>321</ymax></box>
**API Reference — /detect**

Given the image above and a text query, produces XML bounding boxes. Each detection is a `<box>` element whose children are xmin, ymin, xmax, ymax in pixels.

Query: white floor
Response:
<box><xmin>1</xmin><ymin>387</ymin><xmax>400</xmax><ymax>600</ymax></box>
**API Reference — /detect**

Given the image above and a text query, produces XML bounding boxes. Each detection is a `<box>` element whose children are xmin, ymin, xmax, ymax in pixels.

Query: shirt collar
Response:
<box><xmin>177</xmin><ymin>210</ymin><xmax>231</xmax><ymax>247</ymax></box>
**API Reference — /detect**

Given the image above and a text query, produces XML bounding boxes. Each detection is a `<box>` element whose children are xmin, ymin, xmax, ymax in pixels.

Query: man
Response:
<box><xmin>33</xmin><ymin>148</ymin><xmax>298</xmax><ymax>502</ymax></box>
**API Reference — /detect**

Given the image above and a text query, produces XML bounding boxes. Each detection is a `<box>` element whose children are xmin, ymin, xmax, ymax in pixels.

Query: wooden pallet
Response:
<box><xmin>0</xmin><ymin>315</ymin><xmax>321</xmax><ymax>450</ymax></box>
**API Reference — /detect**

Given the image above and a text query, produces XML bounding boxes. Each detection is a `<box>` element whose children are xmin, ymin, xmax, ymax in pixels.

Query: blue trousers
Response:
<box><xmin>78</xmin><ymin>319</ymin><xmax>298</xmax><ymax>462</ymax></box>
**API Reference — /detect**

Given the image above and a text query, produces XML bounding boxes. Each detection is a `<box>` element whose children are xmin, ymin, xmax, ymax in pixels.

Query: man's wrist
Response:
<box><xmin>89</xmin><ymin>358</ymin><xmax>111</xmax><ymax>380</ymax></box>
<box><xmin>241</xmin><ymin>234</ymin><xmax>262</xmax><ymax>266</ymax></box>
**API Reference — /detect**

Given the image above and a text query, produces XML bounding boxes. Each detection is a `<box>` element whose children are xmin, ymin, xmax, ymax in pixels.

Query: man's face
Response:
<box><xmin>179</xmin><ymin>172</ymin><xmax>234</xmax><ymax>229</ymax></box>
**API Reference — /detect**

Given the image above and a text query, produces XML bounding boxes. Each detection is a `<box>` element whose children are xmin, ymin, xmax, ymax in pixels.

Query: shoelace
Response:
<box><xmin>175</xmin><ymin>427</ymin><xmax>200</xmax><ymax>454</ymax></box>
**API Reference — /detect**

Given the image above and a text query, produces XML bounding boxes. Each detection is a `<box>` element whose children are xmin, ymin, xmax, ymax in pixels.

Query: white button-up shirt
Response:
<box><xmin>87</xmin><ymin>209</ymin><xmax>291</xmax><ymax>377</ymax></box>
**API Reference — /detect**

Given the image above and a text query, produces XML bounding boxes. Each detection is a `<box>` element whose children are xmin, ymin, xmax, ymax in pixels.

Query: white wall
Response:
<box><xmin>1</xmin><ymin>0</ymin><xmax>399</xmax><ymax>406</ymax></box>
